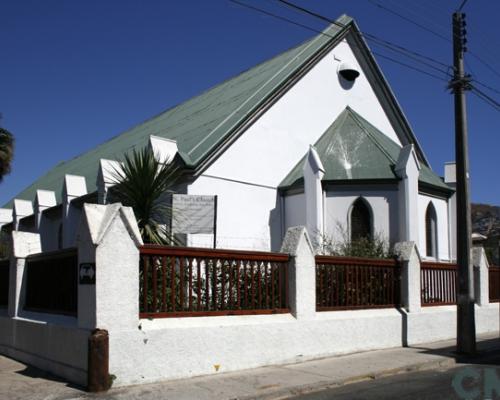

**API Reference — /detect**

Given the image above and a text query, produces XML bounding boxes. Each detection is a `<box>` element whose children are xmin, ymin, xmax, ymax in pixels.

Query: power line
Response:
<box><xmin>367</xmin><ymin>0</ymin><xmax>450</xmax><ymax>43</ymax></box>
<box><xmin>368</xmin><ymin>40</ymin><xmax>452</xmax><ymax>77</ymax></box>
<box><xmin>471</xmin><ymin>91</ymin><xmax>500</xmax><ymax>112</ymax></box>
<box><xmin>458</xmin><ymin>0</ymin><xmax>469</xmax><ymax>12</ymax></box>
<box><xmin>470</xmin><ymin>86</ymin><xmax>500</xmax><ymax>111</ymax></box>
<box><xmin>363</xmin><ymin>0</ymin><xmax>500</xmax><ymax>82</ymax></box>
<box><xmin>229</xmin><ymin>0</ymin><xmax>451</xmax><ymax>83</ymax></box>
<box><xmin>276</xmin><ymin>0</ymin><xmax>452</xmax><ymax>70</ymax></box>
<box><xmin>229</xmin><ymin>0</ymin><xmax>332</xmax><ymax>37</ymax></box>
<box><xmin>374</xmin><ymin>53</ymin><xmax>449</xmax><ymax>83</ymax></box>
<box><xmin>471</xmin><ymin>79</ymin><xmax>500</xmax><ymax>96</ymax></box>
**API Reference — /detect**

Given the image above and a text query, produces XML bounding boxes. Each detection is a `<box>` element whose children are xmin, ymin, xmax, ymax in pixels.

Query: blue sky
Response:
<box><xmin>1</xmin><ymin>0</ymin><xmax>499</xmax><ymax>206</ymax></box>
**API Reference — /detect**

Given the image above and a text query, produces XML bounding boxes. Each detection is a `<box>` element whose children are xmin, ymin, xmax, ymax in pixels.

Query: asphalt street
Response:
<box><xmin>289</xmin><ymin>355</ymin><xmax>500</xmax><ymax>400</ymax></box>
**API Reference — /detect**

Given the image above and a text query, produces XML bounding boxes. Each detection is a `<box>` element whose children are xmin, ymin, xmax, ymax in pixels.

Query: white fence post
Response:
<box><xmin>62</xmin><ymin>175</ymin><xmax>87</xmax><ymax>248</ymax></box>
<box><xmin>281</xmin><ymin>226</ymin><xmax>316</xmax><ymax>319</ymax></box>
<box><xmin>8</xmin><ymin>231</ymin><xmax>41</xmax><ymax>317</ymax></box>
<box><xmin>473</xmin><ymin>246</ymin><xmax>490</xmax><ymax>306</ymax></box>
<box><xmin>13</xmin><ymin>200</ymin><xmax>33</xmax><ymax>231</ymax></box>
<box><xmin>76</xmin><ymin>203</ymin><xmax>143</xmax><ymax>331</ymax></box>
<box><xmin>34</xmin><ymin>190</ymin><xmax>57</xmax><ymax>231</ymax></box>
<box><xmin>394</xmin><ymin>241</ymin><xmax>421</xmax><ymax>312</ymax></box>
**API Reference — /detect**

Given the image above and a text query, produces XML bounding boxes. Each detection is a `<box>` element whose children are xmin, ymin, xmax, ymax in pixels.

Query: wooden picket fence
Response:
<box><xmin>139</xmin><ymin>245</ymin><xmax>289</xmax><ymax>318</ymax></box>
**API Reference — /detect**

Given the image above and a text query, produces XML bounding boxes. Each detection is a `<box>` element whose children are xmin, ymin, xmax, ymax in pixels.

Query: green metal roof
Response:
<box><xmin>6</xmin><ymin>13</ymin><xmax>450</xmax><ymax>207</ymax></box>
<box><xmin>7</xmin><ymin>16</ymin><xmax>352</xmax><ymax>207</ymax></box>
<box><xmin>279</xmin><ymin>107</ymin><xmax>452</xmax><ymax>192</ymax></box>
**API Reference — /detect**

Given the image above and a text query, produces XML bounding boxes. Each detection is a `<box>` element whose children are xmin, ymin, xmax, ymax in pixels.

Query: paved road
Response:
<box><xmin>289</xmin><ymin>357</ymin><xmax>500</xmax><ymax>400</ymax></box>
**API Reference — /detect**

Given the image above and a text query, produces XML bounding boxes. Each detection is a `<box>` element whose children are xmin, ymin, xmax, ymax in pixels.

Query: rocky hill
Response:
<box><xmin>472</xmin><ymin>203</ymin><xmax>500</xmax><ymax>265</ymax></box>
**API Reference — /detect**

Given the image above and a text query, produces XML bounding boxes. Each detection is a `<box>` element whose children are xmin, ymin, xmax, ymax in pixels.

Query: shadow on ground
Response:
<box><xmin>408</xmin><ymin>336</ymin><xmax>500</xmax><ymax>366</ymax></box>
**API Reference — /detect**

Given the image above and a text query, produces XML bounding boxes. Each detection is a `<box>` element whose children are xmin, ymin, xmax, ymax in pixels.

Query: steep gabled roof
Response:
<box><xmin>7</xmin><ymin>14</ymin><xmax>442</xmax><ymax>206</ymax></box>
<box><xmin>7</xmin><ymin>16</ymin><xmax>354</xmax><ymax>206</ymax></box>
<box><xmin>279</xmin><ymin>107</ymin><xmax>452</xmax><ymax>193</ymax></box>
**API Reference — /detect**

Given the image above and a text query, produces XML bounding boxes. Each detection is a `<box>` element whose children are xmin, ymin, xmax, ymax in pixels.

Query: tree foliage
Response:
<box><xmin>108</xmin><ymin>147</ymin><xmax>181</xmax><ymax>245</ymax></box>
<box><xmin>0</xmin><ymin>127</ymin><xmax>14</xmax><ymax>182</ymax></box>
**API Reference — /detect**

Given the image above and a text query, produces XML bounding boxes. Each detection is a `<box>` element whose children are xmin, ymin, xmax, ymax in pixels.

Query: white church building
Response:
<box><xmin>1</xmin><ymin>15</ymin><xmax>457</xmax><ymax>261</ymax></box>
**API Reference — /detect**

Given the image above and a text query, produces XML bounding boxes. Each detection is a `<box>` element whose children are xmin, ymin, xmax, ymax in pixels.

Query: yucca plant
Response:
<box><xmin>109</xmin><ymin>147</ymin><xmax>181</xmax><ymax>245</ymax></box>
<box><xmin>0</xmin><ymin>127</ymin><xmax>14</xmax><ymax>183</ymax></box>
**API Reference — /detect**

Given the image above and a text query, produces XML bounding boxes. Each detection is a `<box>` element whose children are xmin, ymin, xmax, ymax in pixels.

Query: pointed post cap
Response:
<box><xmin>149</xmin><ymin>135</ymin><xmax>178</xmax><ymax>164</ymax></box>
<box><xmin>63</xmin><ymin>175</ymin><xmax>87</xmax><ymax>198</ymax></box>
<box><xmin>280</xmin><ymin>226</ymin><xmax>314</xmax><ymax>256</ymax></box>
<box><xmin>35</xmin><ymin>190</ymin><xmax>57</xmax><ymax>209</ymax></box>
<box><xmin>79</xmin><ymin>203</ymin><xmax>143</xmax><ymax>247</ymax></box>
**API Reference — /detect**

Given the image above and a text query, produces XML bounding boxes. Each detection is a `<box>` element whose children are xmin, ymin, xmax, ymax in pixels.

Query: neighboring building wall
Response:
<box><xmin>322</xmin><ymin>186</ymin><xmax>399</xmax><ymax>246</ymax></box>
<box><xmin>187</xmin><ymin>39</ymin><xmax>403</xmax><ymax>251</ymax></box>
<box><xmin>418</xmin><ymin>194</ymin><xmax>450</xmax><ymax>261</ymax></box>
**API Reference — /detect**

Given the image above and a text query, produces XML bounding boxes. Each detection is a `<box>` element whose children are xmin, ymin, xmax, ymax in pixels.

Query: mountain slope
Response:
<box><xmin>472</xmin><ymin>203</ymin><xmax>500</xmax><ymax>265</ymax></box>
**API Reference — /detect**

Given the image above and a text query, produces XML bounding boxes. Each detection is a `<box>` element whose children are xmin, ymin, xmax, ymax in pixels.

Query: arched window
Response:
<box><xmin>351</xmin><ymin>198</ymin><xmax>372</xmax><ymax>241</ymax></box>
<box><xmin>425</xmin><ymin>203</ymin><xmax>438</xmax><ymax>258</ymax></box>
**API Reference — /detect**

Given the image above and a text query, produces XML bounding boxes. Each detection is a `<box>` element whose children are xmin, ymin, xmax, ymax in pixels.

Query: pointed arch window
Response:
<box><xmin>351</xmin><ymin>198</ymin><xmax>372</xmax><ymax>241</ymax></box>
<box><xmin>425</xmin><ymin>203</ymin><xmax>438</xmax><ymax>258</ymax></box>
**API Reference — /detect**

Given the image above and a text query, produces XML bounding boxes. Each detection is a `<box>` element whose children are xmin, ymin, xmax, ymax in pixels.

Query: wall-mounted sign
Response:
<box><xmin>171</xmin><ymin>194</ymin><xmax>217</xmax><ymax>235</ymax></box>
<box><xmin>79</xmin><ymin>263</ymin><xmax>96</xmax><ymax>285</ymax></box>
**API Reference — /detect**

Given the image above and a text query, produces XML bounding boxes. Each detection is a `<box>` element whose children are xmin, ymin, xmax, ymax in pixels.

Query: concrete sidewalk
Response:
<box><xmin>1</xmin><ymin>333</ymin><xmax>499</xmax><ymax>400</ymax></box>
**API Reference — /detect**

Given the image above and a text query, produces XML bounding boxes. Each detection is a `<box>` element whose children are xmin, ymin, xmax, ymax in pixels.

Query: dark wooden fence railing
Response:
<box><xmin>489</xmin><ymin>266</ymin><xmax>500</xmax><ymax>303</ymax></box>
<box><xmin>315</xmin><ymin>256</ymin><xmax>401</xmax><ymax>311</ymax></box>
<box><xmin>139</xmin><ymin>245</ymin><xmax>290</xmax><ymax>318</ymax></box>
<box><xmin>421</xmin><ymin>261</ymin><xmax>457</xmax><ymax>306</ymax></box>
<box><xmin>24</xmin><ymin>248</ymin><xmax>78</xmax><ymax>316</ymax></box>
<box><xmin>0</xmin><ymin>259</ymin><xmax>9</xmax><ymax>308</ymax></box>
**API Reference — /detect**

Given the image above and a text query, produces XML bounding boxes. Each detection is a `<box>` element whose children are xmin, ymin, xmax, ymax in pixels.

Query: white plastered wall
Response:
<box><xmin>187</xmin><ymin>176</ymin><xmax>281</xmax><ymax>251</ymax></box>
<box><xmin>284</xmin><ymin>193</ymin><xmax>306</xmax><ymax>229</ymax></box>
<box><xmin>418</xmin><ymin>194</ymin><xmax>450</xmax><ymax>261</ymax></box>
<box><xmin>322</xmin><ymin>187</ymin><xmax>399</xmax><ymax>246</ymax></box>
<box><xmin>108</xmin><ymin>303</ymin><xmax>499</xmax><ymax>387</ymax></box>
<box><xmin>187</xmin><ymin>39</ymin><xmax>403</xmax><ymax>251</ymax></box>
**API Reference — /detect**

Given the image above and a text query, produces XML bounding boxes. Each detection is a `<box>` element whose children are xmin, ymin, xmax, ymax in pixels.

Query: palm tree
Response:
<box><xmin>0</xmin><ymin>127</ymin><xmax>14</xmax><ymax>183</ymax></box>
<box><xmin>109</xmin><ymin>147</ymin><xmax>181</xmax><ymax>244</ymax></box>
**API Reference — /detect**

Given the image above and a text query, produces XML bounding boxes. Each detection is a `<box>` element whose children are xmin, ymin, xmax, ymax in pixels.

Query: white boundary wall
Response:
<box><xmin>108</xmin><ymin>304</ymin><xmax>499</xmax><ymax>386</ymax></box>
<box><xmin>0</xmin><ymin>206</ymin><xmax>498</xmax><ymax>389</ymax></box>
<box><xmin>0</xmin><ymin>311</ymin><xmax>88</xmax><ymax>385</ymax></box>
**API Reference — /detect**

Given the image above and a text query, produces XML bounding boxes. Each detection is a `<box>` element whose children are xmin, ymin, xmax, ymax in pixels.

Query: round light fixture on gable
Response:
<box><xmin>338</xmin><ymin>62</ymin><xmax>360</xmax><ymax>82</ymax></box>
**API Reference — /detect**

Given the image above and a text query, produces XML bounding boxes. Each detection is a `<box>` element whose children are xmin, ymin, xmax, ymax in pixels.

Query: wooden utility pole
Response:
<box><xmin>451</xmin><ymin>11</ymin><xmax>476</xmax><ymax>355</ymax></box>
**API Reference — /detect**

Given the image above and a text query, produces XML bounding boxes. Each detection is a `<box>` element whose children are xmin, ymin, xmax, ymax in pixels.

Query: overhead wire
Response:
<box><xmin>364</xmin><ymin>0</ymin><xmax>500</xmax><ymax>88</ymax></box>
<box><xmin>367</xmin><ymin>0</ymin><xmax>450</xmax><ymax>43</ymax></box>
<box><xmin>470</xmin><ymin>86</ymin><xmax>500</xmax><ymax>111</ymax></box>
<box><xmin>275</xmin><ymin>0</ymin><xmax>452</xmax><ymax>70</ymax></box>
<box><xmin>229</xmin><ymin>0</ymin><xmax>451</xmax><ymax>83</ymax></box>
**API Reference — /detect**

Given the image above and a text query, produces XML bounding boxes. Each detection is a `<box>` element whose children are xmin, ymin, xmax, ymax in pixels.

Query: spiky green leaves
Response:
<box><xmin>109</xmin><ymin>147</ymin><xmax>181</xmax><ymax>245</ymax></box>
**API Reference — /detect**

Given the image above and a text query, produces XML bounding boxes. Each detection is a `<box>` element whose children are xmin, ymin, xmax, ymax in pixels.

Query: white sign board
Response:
<box><xmin>171</xmin><ymin>194</ymin><xmax>216</xmax><ymax>235</ymax></box>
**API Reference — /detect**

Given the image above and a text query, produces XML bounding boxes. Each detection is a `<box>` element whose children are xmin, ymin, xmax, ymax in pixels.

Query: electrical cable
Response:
<box><xmin>364</xmin><ymin>0</ymin><xmax>500</xmax><ymax>83</ymax></box>
<box><xmin>276</xmin><ymin>0</ymin><xmax>452</xmax><ymax>70</ymax></box>
<box><xmin>229</xmin><ymin>0</ymin><xmax>452</xmax><ymax>83</ymax></box>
